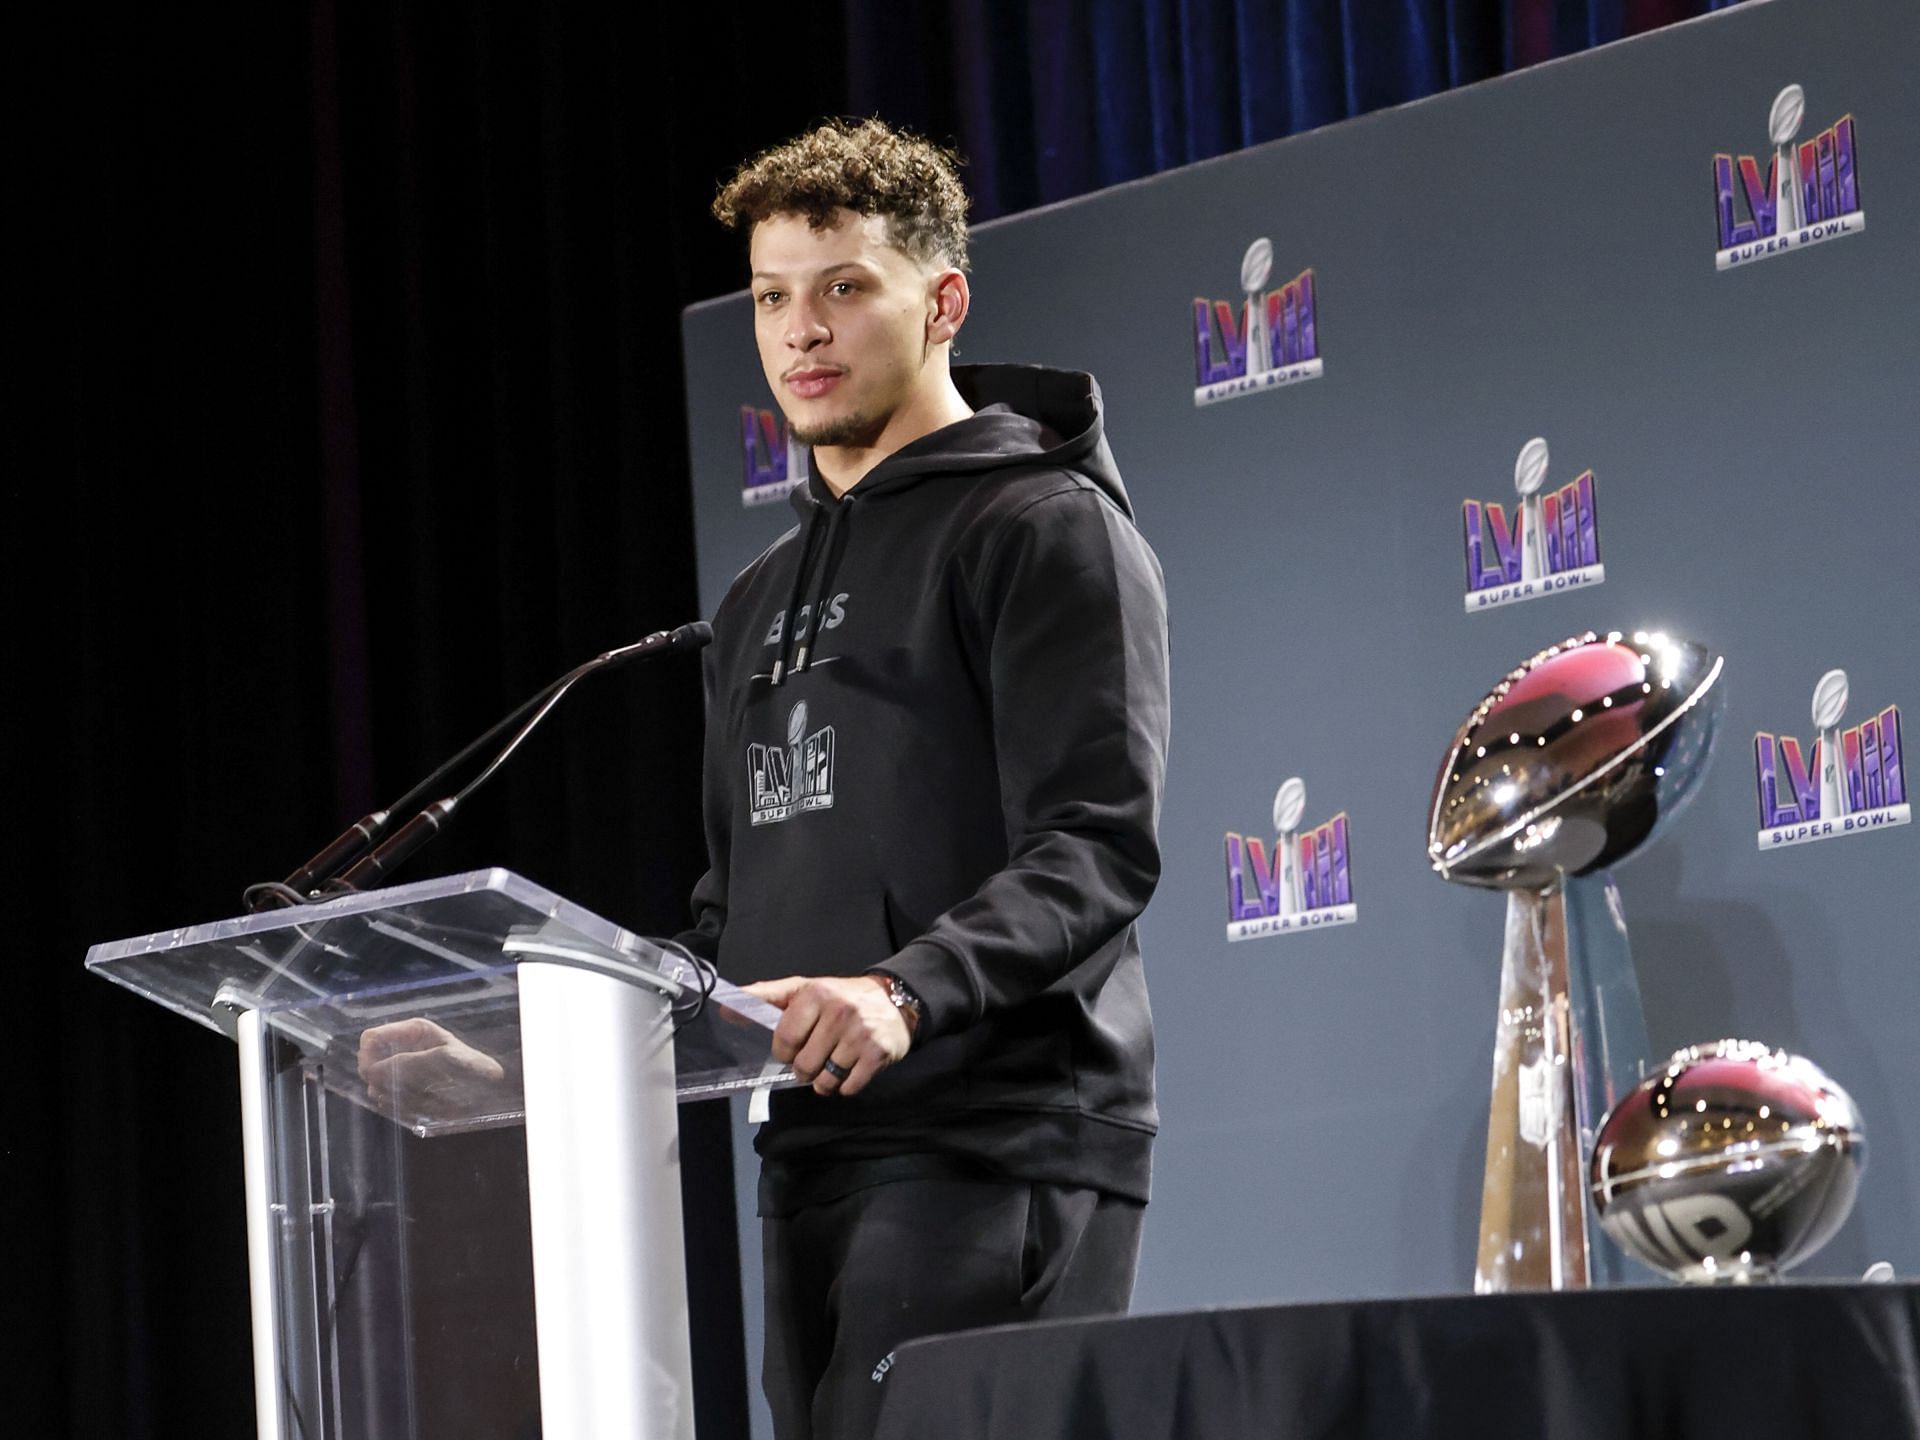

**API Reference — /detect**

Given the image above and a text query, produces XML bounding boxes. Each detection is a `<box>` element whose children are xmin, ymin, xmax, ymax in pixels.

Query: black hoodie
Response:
<box><xmin>675</xmin><ymin>363</ymin><xmax>1169</xmax><ymax>1208</ymax></box>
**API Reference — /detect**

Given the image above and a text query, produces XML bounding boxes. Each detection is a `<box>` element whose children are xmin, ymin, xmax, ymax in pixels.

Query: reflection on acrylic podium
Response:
<box><xmin>87</xmin><ymin>868</ymin><xmax>793</xmax><ymax>1440</ymax></box>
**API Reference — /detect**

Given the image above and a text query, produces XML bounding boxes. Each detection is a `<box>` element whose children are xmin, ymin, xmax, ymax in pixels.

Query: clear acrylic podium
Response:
<box><xmin>85</xmin><ymin>868</ymin><xmax>794</xmax><ymax>1440</ymax></box>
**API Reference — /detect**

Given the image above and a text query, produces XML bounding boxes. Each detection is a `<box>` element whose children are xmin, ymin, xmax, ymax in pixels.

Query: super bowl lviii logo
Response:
<box><xmin>1715</xmin><ymin>84</ymin><xmax>1864</xmax><ymax>272</ymax></box>
<box><xmin>1462</xmin><ymin>438</ymin><xmax>1604</xmax><ymax>613</ymax></box>
<box><xmin>741</xmin><ymin>405</ymin><xmax>809</xmax><ymax>509</ymax></box>
<box><xmin>1754</xmin><ymin>670</ymin><xmax>1907</xmax><ymax>850</ymax></box>
<box><xmin>748</xmin><ymin>701</ymin><xmax>836</xmax><ymax>826</ymax></box>
<box><xmin>1224</xmin><ymin>777</ymin><xmax>1356</xmax><ymax>941</ymax></box>
<box><xmin>1192</xmin><ymin>238</ymin><xmax>1322</xmax><ymax>407</ymax></box>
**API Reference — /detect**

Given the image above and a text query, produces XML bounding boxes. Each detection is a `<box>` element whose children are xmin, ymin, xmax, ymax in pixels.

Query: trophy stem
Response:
<box><xmin>1244</xmin><ymin>293</ymin><xmax>1269</xmax><ymax>377</ymax></box>
<box><xmin>1279</xmin><ymin>829</ymin><xmax>1301</xmax><ymax>915</ymax></box>
<box><xmin>1521</xmin><ymin>497</ymin><xmax>1546</xmax><ymax>583</ymax></box>
<box><xmin>1562</xmin><ymin>872</ymin><xmax>1651</xmax><ymax>1283</ymax></box>
<box><xmin>1775</xmin><ymin>143</ymin><xmax>1804</xmax><ymax>236</ymax></box>
<box><xmin>1475</xmin><ymin>875</ymin><xmax>1650</xmax><ymax>1292</ymax></box>
<box><xmin>1818</xmin><ymin>727</ymin><xmax>1845</xmax><ymax>819</ymax></box>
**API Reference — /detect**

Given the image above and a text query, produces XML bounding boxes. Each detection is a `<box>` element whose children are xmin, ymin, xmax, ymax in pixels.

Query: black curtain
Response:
<box><xmin>20</xmin><ymin>6</ymin><xmax>853</xmax><ymax>1436</ymax></box>
<box><xmin>16</xmin><ymin>2</ymin><xmax>1738</xmax><ymax>1436</ymax></box>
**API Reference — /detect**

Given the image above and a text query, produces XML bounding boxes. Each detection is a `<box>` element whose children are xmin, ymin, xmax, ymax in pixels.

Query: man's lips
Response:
<box><xmin>784</xmin><ymin>368</ymin><xmax>844</xmax><ymax>399</ymax></box>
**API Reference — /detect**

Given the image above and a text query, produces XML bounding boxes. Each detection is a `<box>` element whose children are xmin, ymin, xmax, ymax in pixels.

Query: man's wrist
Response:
<box><xmin>869</xmin><ymin>969</ymin><xmax>925</xmax><ymax>1037</ymax></box>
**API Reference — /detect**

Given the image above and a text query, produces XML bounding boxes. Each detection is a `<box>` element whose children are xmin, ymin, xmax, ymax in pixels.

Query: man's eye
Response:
<box><xmin>829</xmin><ymin>281</ymin><xmax>857</xmax><ymax>296</ymax></box>
<box><xmin>757</xmin><ymin>291</ymin><xmax>783</xmax><ymax>306</ymax></box>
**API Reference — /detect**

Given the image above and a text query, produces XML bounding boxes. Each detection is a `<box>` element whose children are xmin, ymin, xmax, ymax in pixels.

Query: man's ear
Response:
<box><xmin>927</xmin><ymin>269</ymin><xmax>970</xmax><ymax>347</ymax></box>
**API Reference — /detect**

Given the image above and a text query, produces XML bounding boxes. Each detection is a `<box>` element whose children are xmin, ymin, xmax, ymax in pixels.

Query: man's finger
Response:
<box><xmin>742</xmin><ymin>975</ymin><xmax>809</xmax><ymax>1008</ymax></box>
<box><xmin>769</xmin><ymin>984</ymin><xmax>824</xmax><ymax>1065</ymax></box>
<box><xmin>357</xmin><ymin>1017</ymin><xmax>449</xmax><ymax>1067</ymax></box>
<box><xmin>791</xmin><ymin>999</ymin><xmax>844</xmax><ymax>1081</ymax></box>
<box><xmin>808</xmin><ymin>1036</ymin><xmax>862</xmax><ymax>1096</ymax></box>
<box><xmin>837</xmin><ymin>1048</ymin><xmax>886</xmax><ymax>1098</ymax></box>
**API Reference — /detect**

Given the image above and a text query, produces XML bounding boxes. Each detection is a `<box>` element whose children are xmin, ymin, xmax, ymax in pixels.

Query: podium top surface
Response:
<box><xmin>87</xmin><ymin>868</ymin><xmax>652</xmax><ymax>1022</ymax></box>
<box><xmin>85</xmin><ymin>868</ymin><xmax>793</xmax><ymax>1124</ymax></box>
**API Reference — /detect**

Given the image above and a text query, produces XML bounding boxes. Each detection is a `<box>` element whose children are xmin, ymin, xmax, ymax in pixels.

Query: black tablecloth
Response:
<box><xmin>872</xmin><ymin>1284</ymin><xmax>1920</xmax><ymax>1439</ymax></box>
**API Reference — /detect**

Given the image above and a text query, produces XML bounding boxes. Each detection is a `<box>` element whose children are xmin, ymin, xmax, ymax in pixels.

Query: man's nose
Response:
<box><xmin>785</xmin><ymin>295</ymin><xmax>829</xmax><ymax>350</ymax></box>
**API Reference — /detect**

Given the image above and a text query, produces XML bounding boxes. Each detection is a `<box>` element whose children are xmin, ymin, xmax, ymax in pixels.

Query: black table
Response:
<box><xmin>873</xmin><ymin>1284</ymin><xmax>1920</xmax><ymax>1439</ymax></box>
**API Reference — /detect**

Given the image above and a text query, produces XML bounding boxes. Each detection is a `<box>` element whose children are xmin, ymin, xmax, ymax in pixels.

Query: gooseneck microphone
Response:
<box><xmin>246</xmin><ymin>620</ymin><xmax>712</xmax><ymax>910</ymax></box>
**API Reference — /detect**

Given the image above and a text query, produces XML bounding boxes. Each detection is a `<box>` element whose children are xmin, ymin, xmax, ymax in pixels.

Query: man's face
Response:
<box><xmin>749</xmin><ymin>210</ymin><xmax>945</xmax><ymax>449</ymax></box>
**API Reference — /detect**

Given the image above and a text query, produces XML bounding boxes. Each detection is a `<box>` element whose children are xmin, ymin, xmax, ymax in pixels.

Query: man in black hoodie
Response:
<box><xmin>684</xmin><ymin>119</ymin><xmax>1170</xmax><ymax>1440</ymax></box>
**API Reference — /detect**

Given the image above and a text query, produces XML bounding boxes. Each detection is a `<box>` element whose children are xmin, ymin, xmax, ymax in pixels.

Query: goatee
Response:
<box><xmin>792</xmin><ymin>411</ymin><xmax>884</xmax><ymax>449</ymax></box>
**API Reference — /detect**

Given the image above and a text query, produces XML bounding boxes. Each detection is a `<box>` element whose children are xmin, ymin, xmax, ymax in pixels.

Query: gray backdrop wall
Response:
<box><xmin>683</xmin><ymin>0</ymin><xmax>1917</xmax><ymax>1425</ymax></box>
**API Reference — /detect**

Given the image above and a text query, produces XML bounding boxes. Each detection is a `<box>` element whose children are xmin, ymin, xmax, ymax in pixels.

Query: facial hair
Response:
<box><xmin>791</xmin><ymin>410</ymin><xmax>886</xmax><ymax>448</ymax></box>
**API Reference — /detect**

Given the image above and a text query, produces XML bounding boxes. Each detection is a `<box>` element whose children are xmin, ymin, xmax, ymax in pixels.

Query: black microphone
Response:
<box><xmin>249</xmin><ymin>620</ymin><xmax>713</xmax><ymax>908</ymax></box>
<box><xmin>328</xmin><ymin>800</ymin><xmax>459</xmax><ymax>893</ymax></box>
<box><xmin>272</xmin><ymin>809</ymin><xmax>392</xmax><ymax>900</ymax></box>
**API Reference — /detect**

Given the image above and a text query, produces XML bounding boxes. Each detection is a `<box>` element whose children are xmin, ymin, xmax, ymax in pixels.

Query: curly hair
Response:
<box><xmin>713</xmin><ymin>118</ymin><xmax>971</xmax><ymax>273</ymax></box>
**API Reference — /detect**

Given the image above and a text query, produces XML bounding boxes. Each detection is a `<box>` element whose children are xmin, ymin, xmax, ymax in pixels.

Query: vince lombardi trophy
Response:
<box><xmin>1273</xmin><ymin>777</ymin><xmax>1307</xmax><ymax>916</ymax></box>
<box><xmin>1516</xmin><ymin>438</ymin><xmax>1550</xmax><ymax>584</ymax></box>
<box><xmin>1242</xmin><ymin>238</ymin><xmax>1274</xmax><ymax>379</ymax></box>
<box><xmin>1813</xmin><ymin>668</ymin><xmax>1849</xmax><ymax>820</ymax></box>
<box><xmin>1770</xmin><ymin>85</ymin><xmax>1807</xmax><ymax>238</ymax></box>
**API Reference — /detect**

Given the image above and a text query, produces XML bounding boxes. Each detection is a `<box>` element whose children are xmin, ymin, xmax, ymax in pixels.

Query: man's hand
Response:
<box><xmin>357</xmin><ymin>1017</ymin><xmax>509</xmax><ymax>1116</ymax></box>
<box><xmin>741</xmin><ymin>974</ymin><xmax>913</xmax><ymax>1097</ymax></box>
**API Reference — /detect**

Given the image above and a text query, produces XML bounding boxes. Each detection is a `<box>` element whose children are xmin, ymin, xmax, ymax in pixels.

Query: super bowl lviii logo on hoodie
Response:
<box><xmin>1192</xmin><ymin>237</ymin><xmax>1322</xmax><ymax>407</ymax></box>
<box><xmin>741</xmin><ymin>405</ymin><xmax>809</xmax><ymax>508</ymax></box>
<box><xmin>1462</xmin><ymin>438</ymin><xmax>1604</xmax><ymax>614</ymax></box>
<box><xmin>1715</xmin><ymin>84</ymin><xmax>1864</xmax><ymax>272</ymax></box>
<box><xmin>1754</xmin><ymin>669</ymin><xmax>1907</xmax><ymax>850</ymax></box>
<box><xmin>1224</xmin><ymin>777</ymin><xmax>1356</xmax><ymax>941</ymax></box>
<box><xmin>749</xmin><ymin>700</ymin><xmax>836</xmax><ymax>826</ymax></box>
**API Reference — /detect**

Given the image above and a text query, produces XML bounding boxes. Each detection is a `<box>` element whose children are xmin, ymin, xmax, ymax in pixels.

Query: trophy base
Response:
<box><xmin>1674</xmin><ymin>1260</ymin><xmax>1781</xmax><ymax>1286</ymax></box>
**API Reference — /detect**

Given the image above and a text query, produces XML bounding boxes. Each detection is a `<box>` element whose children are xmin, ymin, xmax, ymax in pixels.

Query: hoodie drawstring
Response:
<box><xmin>771</xmin><ymin>506</ymin><xmax>825</xmax><ymax>687</ymax></box>
<box><xmin>772</xmin><ymin>498</ymin><xmax>852</xmax><ymax>686</ymax></box>
<box><xmin>792</xmin><ymin>499</ymin><xmax>851</xmax><ymax>677</ymax></box>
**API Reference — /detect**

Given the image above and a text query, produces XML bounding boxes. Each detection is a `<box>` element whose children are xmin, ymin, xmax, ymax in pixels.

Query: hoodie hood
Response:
<box><xmin>788</xmin><ymin>362</ymin><xmax>1133</xmax><ymax>520</ymax></box>
<box><xmin>770</xmin><ymin>362</ymin><xmax>1134</xmax><ymax>685</ymax></box>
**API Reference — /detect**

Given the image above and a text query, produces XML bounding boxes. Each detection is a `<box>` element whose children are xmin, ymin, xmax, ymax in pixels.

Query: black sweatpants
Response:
<box><xmin>761</xmin><ymin>1176</ymin><xmax>1144</xmax><ymax>1440</ymax></box>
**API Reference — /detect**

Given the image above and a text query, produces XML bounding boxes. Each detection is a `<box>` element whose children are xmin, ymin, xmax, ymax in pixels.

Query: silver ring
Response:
<box><xmin>822</xmin><ymin>1059</ymin><xmax>851</xmax><ymax>1080</ymax></box>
